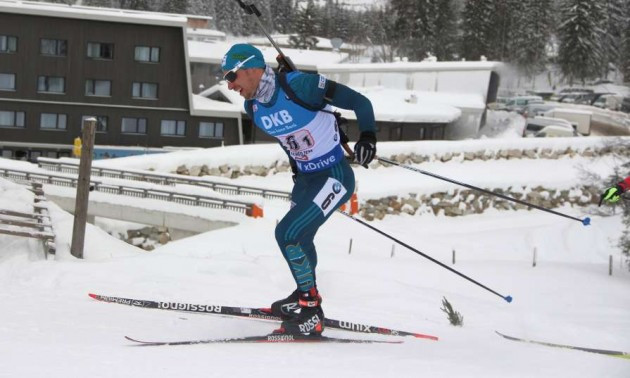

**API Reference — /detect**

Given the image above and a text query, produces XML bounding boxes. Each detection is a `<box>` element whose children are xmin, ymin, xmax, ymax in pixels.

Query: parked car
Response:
<box><xmin>535</xmin><ymin>125</ymin><xmax>579</xmax><ymax>138</ymax></box>
<box><xmin>549</xmin><ymin>88</ymin><xmax>594</xmax><ymax>102</ymax></box>
<box><xmin>525</xmin><ymin>90</ymin><xmax>554</xmax><ymax>100</ymax></box>
<box><xmin>522</xmin><ymin>103</ymin><xmax>557</xmax><ymax>118</ymax></box>
<box><xmin>524</xmin><ymin>116</ymin><xmax>575</xmax><ymax>137</ymax></box>
<box><xmin>593</xmin><ymin>94</ymin><xmax>623</xmax><ymax>111</ymax></box>
<box><xmin>505</xmin><ymin>96</ymin><xmax>544</xmax><ymax>113</ymax></box>
<box><xmin>559</xmin><ymin>92</ymin><xmax>592</xmax><ymax>104</ymax></box>
<box><xmin>487</xmin><ymin>96</ymin><xmax>509</xmax><ymax>110</ymax></box>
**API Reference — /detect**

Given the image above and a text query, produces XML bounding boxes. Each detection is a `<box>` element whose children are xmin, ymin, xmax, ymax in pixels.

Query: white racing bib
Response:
<box><xmin>313</xmin><ymin>177</ymin><xmax>347</xmax><ymax>216</ymax></box>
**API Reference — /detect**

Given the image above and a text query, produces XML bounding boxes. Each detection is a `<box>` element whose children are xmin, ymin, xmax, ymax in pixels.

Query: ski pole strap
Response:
<box><xmin>377</xmin><ymin>157</ymin><xmax>591</xmax><ymax>226</ymax></box>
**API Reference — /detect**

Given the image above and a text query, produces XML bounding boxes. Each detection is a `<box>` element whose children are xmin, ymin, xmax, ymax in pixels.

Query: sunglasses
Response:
<box><xmin>223</xmin><ymin>55</ymin><xmax>256</xmax><ymax>83</ymax></box>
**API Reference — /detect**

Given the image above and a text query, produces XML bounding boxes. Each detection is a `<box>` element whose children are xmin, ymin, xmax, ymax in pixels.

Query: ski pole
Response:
<box><xmin>337</xmin><ymin>210</ymin><xmax>513</xmax><ymax>303</ymax></box>
<box><xmin>234</xmin><ymin>0</ymin><xmax>297</xmax><ymax>72</ymax></box>
<box><xmin>377</xmin><ymin>156</ymin><xmax>591</xmax><ymax>226</ymax></box>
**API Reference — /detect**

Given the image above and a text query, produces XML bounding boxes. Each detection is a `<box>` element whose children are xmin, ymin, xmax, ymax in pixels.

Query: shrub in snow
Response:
<box><xmin>441</xmin><ymin>297</ymin><xmax>463</xmax><ymax>327</ymax></box>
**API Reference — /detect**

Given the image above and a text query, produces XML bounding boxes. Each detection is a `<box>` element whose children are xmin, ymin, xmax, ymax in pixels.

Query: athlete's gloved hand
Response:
<box><xmin>354</xmin><ymin>131</ymin><xmax>376</xmax><ymax>168</ymax></box>
<box><xmin>599</xmin><ymin>185</ymin><xmax>623</xmax><ymax>206</ymax></box>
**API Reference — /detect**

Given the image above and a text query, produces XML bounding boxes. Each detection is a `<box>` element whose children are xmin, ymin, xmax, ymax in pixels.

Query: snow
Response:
<box><xmin>1</xmin><ymin>135</ymin><xmax>629</xmax><ymax>377</ymax></box>
<box><xmin>187</xmin><ymin>40</ymin><xmax>348</xmax><ymax>71</ymax></box>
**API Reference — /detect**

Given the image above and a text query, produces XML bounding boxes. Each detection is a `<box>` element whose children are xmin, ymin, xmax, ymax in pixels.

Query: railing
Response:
<box><xmin>37</xmin><ymin>157</ymin><xmax>291</xmax><ymax>201</ymax></box>
<box><xmin>0</xmin><ymin>167</ymin><xmax>263</xmax><ymax>217</ymax></box>
<box><xmin>0</xmin><ymin>182</ymin><xmax>56</xmax><ymax>258</ymax></box>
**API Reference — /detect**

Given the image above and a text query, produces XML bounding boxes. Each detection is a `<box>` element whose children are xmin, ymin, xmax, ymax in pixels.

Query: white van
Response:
<box><xmin>535</xmin><ymin>125</ymin><xmax>579</xmax><ymax>138</ymax></box>
<box><xmin>524</xmin><ymin>116</ymin><xmax>575</xmax><ymax>137</ymax></box>
<box><xmin>593</xmin><ymin>94</ymin><xmax>623</xmax><ymax>111</ymax></box>
<box><xmin>543</xmin><ymin>108</ymin><xmax>592</xmax><ymax>135</ymax></box>
<box><xmin>505</xmin><ymin>96</ymin><xmax>544</xmax><ymax>113</ymax></box>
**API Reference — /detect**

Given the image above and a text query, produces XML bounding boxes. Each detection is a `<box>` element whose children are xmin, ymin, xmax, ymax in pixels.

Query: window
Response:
<box><xmin>161</xmin><ymin>120</ymin><xmax>186</xmax><ymax>136</ymax></box>
<box><xmin>132</xmin><ymin>82</ymin><xmax>158</xmax><ymax>99</ymax></box>
<box><xmin>40</xmin><ymin>39</ymin><xmax>67</xmax><ymax>56</ymax></box>
<box><xmin>1</xmin><ymin>150</ymin><xmax>13</xmax><ymax>158</ymax></box>
<box><xmin>37</xmin><ymin>76</ymin><xmax>65</xmax><ymax>93</ymax></box>
<box><xmin>82</xmin><ymin>115</ymin><xmax>108</xmax><ymax>132</ymax></box>
<box><xmin>87</xmin><ymin>42</ymin><xmax>113</xmax><ymax>59</ymax></box>
<box><xmin>0</xmin><ymin>73</ymin><xmax>16</xmax><ymax>90</ymax></box>
<box><xmin>199</xmin><ymin>122</ymin><xmax>224</xmax><ymax>138</ymax></box>
<box><xmin>0</xmin><ymin>110</ymin><xmax>24</xmax><ymax>128</ymax></box>
<box><xmin>85</xmin><ymin>79</ymin><xmax>111</xmax><ymax>96</ymax></box>
<box><xmin>40</xmin><ymin>113</ymin><xmax>67</xmax><ymax>130</ymax></box>
<box><xmin>135</xmin><ymin>46</ymin><xmax>160</xmax><ymax>63</ymax></box>
<box><xmin>0</xmin><ymin>35</ymin><xmax>17</xmax><ymax>53</ymax></box>
<box><xmin>121</xmin><ymin>117</ymin><xmax>147</xmax><ymax>134</ymax></box>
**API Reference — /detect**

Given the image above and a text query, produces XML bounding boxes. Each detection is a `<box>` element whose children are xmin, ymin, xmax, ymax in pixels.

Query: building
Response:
<box><xmin>318</xmin><ymin>61</ymin><xmax>502</xmax><ymax>140</ymax></box>
<box><xmin>0</xmin><ymin>0</ymin><xmax>242</xmax><ymax>161</ymax></box>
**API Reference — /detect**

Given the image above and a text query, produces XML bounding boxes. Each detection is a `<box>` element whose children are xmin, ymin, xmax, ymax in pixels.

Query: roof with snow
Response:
<box><xmin>198</xmin><ymin>81</ymin><xmax>462</xmax><ymax>124</ymax></box>
<box><xmin>187</xmin><ymin>40</ymin><xmax>349</xmax><ymax>72</ymax></box>
<box><xmin>0</xmin><ymin>0</ymin><xmax>188</xmax><ymax>27</ymax></box>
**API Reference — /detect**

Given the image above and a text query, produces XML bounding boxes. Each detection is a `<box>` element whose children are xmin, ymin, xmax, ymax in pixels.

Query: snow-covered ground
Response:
<box><xmin>1</xmin><ymin>134</ymin><xmax>629</xmax><ymax>377</ymax></box>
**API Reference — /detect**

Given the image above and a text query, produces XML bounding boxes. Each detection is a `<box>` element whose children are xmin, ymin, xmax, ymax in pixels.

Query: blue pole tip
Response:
<box><xmin>505</xmin><ymin>295</ymin><xmax>513</xmax><ymax>303</ymax></box>
<box><xmin>582</xmin><ymin>217</ymin><xmax>591</xmax><ymax>226</ymax></box>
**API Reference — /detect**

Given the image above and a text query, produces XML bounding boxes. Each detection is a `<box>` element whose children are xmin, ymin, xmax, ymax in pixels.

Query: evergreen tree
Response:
<box><xmin>511</xmin><ymin>0</ymin><xmax>555</xmax><ymax>79</ymax></box>
<box><xmin>366</xmin><ymin>5</ymin><xmax>394</xmax><ymax>62</ymax></box>
<box><xmin>161</xmin><ymin>0</ymin><xmax>187</xmax><ymax>14</ymax></box>
<box><xmin>119</xmin><ymin>0</ymin><xmax>151</xmax><ymax>11</ymax></box>
<box><xmin>332</xmin><ymin>0</ymin><xmax>350</xmax><ymax>41</ymax></box>
<box><xmin>623</xmin><ymin>1</ymin><xmax>630</xmax><ymax>82</ymax></box>
<box><xmin>600</xmin><ymin>0</ymin><xmax>626</xmax><ymax>79</ymax></box>
<box><xmin>557</xmin><ymin>0</ymin><xmax>605</xmax><ymax>85</ymax></box>
<box><xmin>270</xmin><ymin>0</ymin><xmax>296</xmax><ymax>34</ymax></box>
<box><xmin>432</xmin><ymin>0</ymin><xmax>458</xmax><ymax>61</ymax></box>
<box><xmin>289</xmin><ymin>0</ymin><xmax>319</xmax><ymax>49</ymax></box>
<box><xmin>388</xmin><ymin>0</ymin><xmax>440</xmax><ymax>61</ymax></box>
<box><xmin>460</xmin><ymin>0</ymin><xmax>494</xmax><ymax>60</ymax></box>
<box><xmin>213</xmin><ymin>0</ymin><xmax>244</xmax><ymax>35</ymax></box>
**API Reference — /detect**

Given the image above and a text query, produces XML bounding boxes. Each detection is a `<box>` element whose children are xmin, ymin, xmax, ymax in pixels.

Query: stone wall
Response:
<box><xmin>360</xmin><ymin>185</ymin><xmax>600</xmax><ymax>221</ymax></box>
<box><xmin>126</xmin><ymin>226</ymin><xmax>171</xmax><ymax>251</ymax></box>
<box><xmin>170</xmin><ymin>143</ymin><xmax>627</xmax><ymax>220</ymax></box>
<box><xmin>172</xmin><ymin>144</ymin><xmax>626</xmax><ymax>179</ymax></box>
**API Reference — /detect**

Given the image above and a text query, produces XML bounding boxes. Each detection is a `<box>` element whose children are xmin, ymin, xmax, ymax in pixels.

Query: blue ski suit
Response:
<box><xmin>245</xmin><ymin>71</ymin><xmax>375</xmax><ymax>292</ymax></box>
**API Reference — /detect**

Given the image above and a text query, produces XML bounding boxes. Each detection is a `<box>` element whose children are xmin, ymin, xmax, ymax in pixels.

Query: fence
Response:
<box><xmin>0</xmin><ymin>167</ymin><xmax>263</xmax><ymax>217</ymax></box>
<box><xmin>37</xmin><ymin>157</ymin><xmax>291</xmax><ymax>201</ymax></box>
<box><xmin>0</xmin><ymin>182</ymin><xmax>56</xmax><ymax>258</ymax></box>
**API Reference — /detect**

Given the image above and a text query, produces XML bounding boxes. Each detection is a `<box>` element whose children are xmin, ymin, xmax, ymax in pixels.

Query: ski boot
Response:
<box><xmin>270</xmin><ymin>288</ymin><xmax>323</xmax><ymax>320</ymax></box>
<box><xmin>274</xmin><ymin>287</ymin><xmax>324</xmax><ymax>336</ymax></box>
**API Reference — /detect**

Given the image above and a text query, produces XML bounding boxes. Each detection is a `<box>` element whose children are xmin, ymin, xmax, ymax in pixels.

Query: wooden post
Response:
<box><xmin>70</xmin><ymin>118</ymin><xmax>96</xmax><ymax>259</ymax></box>
<box><xmin>532</xmin><ymin>247</ymin><xmax>537</xmax><ymax>267</ymax></box>
<box><xmin>609</xmin><ymin>255</ymin><xmax>613</xmax><ymax>276</ymax></box>
<box><xmin>348</xmin><ymin>238</ymin><xmax>353</xmax><ymax>255</ymax></box>
<box><xmin>452</xmin><ymin>249</ymin><xmax>456</xmax><ymax>265</ymax></box>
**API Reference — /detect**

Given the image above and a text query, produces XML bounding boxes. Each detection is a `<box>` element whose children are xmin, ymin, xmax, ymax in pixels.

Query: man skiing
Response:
<box><xmin>221</xmin><ymin>44</ymin><xmax>376</xmax><ymax>336</ymax></box>
<box><xmin>600</xmin><ymin>176</ymin><xmax>630</xmax><ymax>205</ymax></box>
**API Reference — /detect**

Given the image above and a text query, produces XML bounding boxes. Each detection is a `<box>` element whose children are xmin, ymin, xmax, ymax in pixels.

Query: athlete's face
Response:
<box><xmin>224</xmin><ymin>68</ymin><xmax>263</xmax><ymax>100</ymax></box>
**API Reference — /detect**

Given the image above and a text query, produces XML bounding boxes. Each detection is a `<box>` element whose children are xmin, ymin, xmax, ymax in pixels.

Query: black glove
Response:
<box><xmin>290</xmin><ymin>159</ymin><xmax>298</xmax><ymax>184</ymax></box>
<box><xmin>354</xmin><ymin>131</ymin><xmax>377</xmax><ymax>168</ymax></box>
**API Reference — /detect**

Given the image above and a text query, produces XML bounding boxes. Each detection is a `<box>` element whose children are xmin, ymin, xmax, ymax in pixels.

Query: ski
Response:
<box><xmin>496</xmin><ymin>331</ymin><xmax>630</xmax><ymax>359</ymax></box>
<box><xmin>125</xmin><ymin>334</ymin><xmax>403</xmax><ymax>346</ymax></box>
<box><xmin>89</xmin><ymin>293</ymin><xmax>438</xmax><ymax>340</ymax></box>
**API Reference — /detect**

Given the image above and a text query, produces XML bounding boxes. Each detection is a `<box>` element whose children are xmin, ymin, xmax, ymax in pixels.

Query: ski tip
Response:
<box><xmin>88</xmin><ymin>293</ymin><xmax>99</xmax><ymax>300</ymax></box>
<box><xmin>504</xmin><ymin>295</ymin><xmax>513</xmax><ymax>303</ymax></box>
<box><xmin>414</xmin><ymin>333</ymin><xmax>439</xmax><ymax>341</ymax></box>
<box><xmin>581</xmin><ymin>217</ymin><xmax>591</xmax><ymax>226</ymax></box>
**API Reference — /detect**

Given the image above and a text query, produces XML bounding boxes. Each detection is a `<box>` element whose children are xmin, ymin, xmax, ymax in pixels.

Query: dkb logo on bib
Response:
<box><xmin>261</xmin><ymin>110</ymin><xmax>293</xmax><ymax>129</ymax></box>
